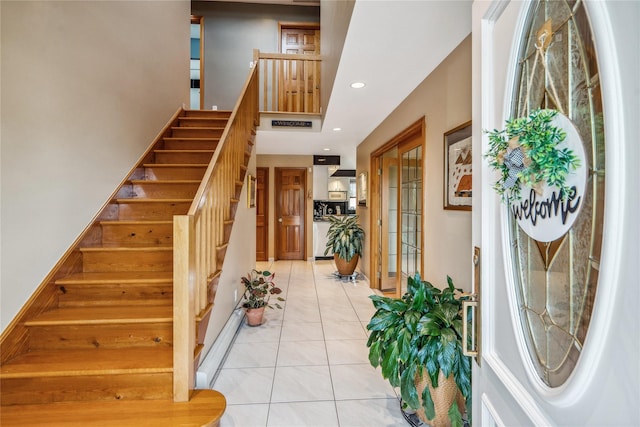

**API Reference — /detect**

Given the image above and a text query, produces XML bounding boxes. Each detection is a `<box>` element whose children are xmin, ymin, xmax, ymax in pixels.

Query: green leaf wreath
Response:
<box><xmin>485</xmin><ymin>109</ymin><xmax>581</xmax><ymax>201</ymax></box>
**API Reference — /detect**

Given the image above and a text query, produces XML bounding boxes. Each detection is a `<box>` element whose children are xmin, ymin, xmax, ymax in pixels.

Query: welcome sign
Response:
<box><xmin>510</xmin><ymin>113</ymin><xmax>587</xmax><ymax>243</ymax></box>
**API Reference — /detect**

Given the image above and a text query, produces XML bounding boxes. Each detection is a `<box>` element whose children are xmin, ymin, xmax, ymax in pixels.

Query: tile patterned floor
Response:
<box><xmin>213</xmin><ymin>260</ymin><xmax>406</xmax><ymax>427</ymax></box>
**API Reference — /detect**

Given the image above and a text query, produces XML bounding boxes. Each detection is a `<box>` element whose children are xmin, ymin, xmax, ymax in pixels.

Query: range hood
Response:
<box><xmin>330</xmin><ymin>169</ymin><xmax>356</xmax><ymax>177</ymax></box>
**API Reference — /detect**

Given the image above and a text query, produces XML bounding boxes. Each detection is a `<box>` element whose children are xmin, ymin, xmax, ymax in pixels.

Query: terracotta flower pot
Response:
<box><xmin>245</xmin><ymin>306</ymin><xmax>265</xmax><ymax>326</ymax></box>
<box><xmin>334</xmin><ymin>253</ymin><xmax>359</xmax><ymax>276</ymax></box>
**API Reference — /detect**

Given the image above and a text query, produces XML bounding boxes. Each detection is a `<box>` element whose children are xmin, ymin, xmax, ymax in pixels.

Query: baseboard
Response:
<box><xmin>195</xmin><ymin>308</ymin><xmax>245</xmax><ymax>389</ymax></box>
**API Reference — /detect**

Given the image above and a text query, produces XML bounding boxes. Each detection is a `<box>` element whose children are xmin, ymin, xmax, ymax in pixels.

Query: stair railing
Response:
<box><xmin>173</xmin><ymin>64</ymin><xmax>259</xmax><ymax>402</ymax></box>
<box><xmin>254</xmin><ymin>49</ymin><xmax>321</xmax><ymax>114</ymax></box>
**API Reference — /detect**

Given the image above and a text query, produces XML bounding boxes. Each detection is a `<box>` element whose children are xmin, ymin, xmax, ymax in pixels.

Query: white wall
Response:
<box><xmin>0</xmin><ymin>1</ymin><xmax>190</xmax><ymax>330</ymax></box>
<box><xmin>202</xmin><ymin>151</ymin><xmax>257</xmax><ymax>353</ymax></box>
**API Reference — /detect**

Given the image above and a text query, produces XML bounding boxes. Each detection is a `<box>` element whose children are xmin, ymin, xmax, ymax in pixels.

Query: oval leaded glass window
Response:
<box><xmin>509</xmin><ymin>0</ymin><xmax>605</xmax><ymax>387</ymax></box>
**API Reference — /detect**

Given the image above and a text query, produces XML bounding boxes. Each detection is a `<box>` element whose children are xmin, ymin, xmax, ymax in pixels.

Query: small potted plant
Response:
<box><xmin>324</xmin><ymin>215</ymin><xmax>365</xmax><ymax>276</ymax></box>
<box><xmin>240</xmin><ymin>269</ymin><xmax>284</xmax><ymax>326</ymax></box>
<box><xmin>367</xmin><ymin>273</ymin><xmax>471</xmax><ymax>427</ymax></box>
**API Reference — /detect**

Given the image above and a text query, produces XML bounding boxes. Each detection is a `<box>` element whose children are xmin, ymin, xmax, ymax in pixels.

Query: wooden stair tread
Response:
<box><xmin>57</xmin><ymin>271</ymin><xmax>173</xmax><ymax>284</ymax></box>
<box><xmin>154</xmin><ymin>149</ymin><xmax>215</xmax><ymax>153</ymax></box>
<box><xmin>143</xmin><ymin>163</ymin><xmax>209</xmax><ymax>167</ymax></box>
<box><xmin>170</xmin><ymin>127</ymin><xmax>225</xmax><ymax>131</ymax></box>
<box><xmin>25</xmin><ymin>305</ymin><xmax>172</xmax><ymax>325</ymax></box>
<box><xmin>0</xmin><ymin>347</ymin><xmax>172</xmax><ymax>378</ymax></box>
<box><xmin>115</xmin><ymin>198</ymin><xmax>192</xmax><ymax>203</ymax></box>
<box><xmin>129</xmin><ymin>180</ymin><xmax>202</xmax><ymax>184</ymax></box>
<box><xmin>161</xmin><ymin>138</ymin><xmax>219</xmax><ymax>142</ymax></box>
<box><xmin>99</xmin><ymin>220</ymin><xmax>173</xmax><ymax>225</ymax></box>
<box><xmin>79</xmin><ymin>246</ymin><xmax>172</xmax><ymax>252</ymax></box>
<box><xmin>0</xmin><ymin>389</ymin><xmax>225</xmax><ymax>427</ymax></box>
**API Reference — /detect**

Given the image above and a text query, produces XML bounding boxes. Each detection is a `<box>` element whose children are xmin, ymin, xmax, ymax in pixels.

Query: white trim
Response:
<box><xmin>481</xmin><ymin>392</ymin><xmax>507</xmax><ymax>427</ymax></box>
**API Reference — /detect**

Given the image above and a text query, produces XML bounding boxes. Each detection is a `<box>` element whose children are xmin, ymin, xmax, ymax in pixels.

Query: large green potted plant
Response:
<box><xmin>367</xmin><ymin>273</ymin><xmax>471</xmax><ymax>427</ymax></box>
<box><xmin>240</xmin><ymin>269</ymin><xmax>284</xmax><ymax>326</ymax></box>
<box><xmin>324</xmin><ymin>215</ymin><xmax>365</xmax><ymax>276</ymax></box>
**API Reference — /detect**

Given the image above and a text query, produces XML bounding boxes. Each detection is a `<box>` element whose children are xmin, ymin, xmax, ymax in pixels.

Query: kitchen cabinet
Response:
<box><xmin>313</xmin><ymin>221</ymin><xmax>333</xmax><ymax>258</ymax></box>
<box><xmin>313</xmin><ymin>166</ymin><xmax>329</xmax><ymax>200</ymax></box>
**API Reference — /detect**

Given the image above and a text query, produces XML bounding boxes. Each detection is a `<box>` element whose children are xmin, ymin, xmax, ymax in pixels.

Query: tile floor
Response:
<box><xmin>213</xmin><ymin>260</ymin><xmax>407</xmax><ymax>427</ymax></box>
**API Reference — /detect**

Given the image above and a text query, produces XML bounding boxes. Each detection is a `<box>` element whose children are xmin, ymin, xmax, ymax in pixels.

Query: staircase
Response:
<box><xmin>0</xmin><ymin>109</ymin><xmax>250</xmax><ymax>426</ymax></box>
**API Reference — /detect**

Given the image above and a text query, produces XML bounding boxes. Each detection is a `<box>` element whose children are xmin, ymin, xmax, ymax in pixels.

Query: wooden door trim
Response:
<box><xmin>275</xmin><ymin>167</ymin><xmax>307</xmax><ymax>261</ymax></box>
<box><xmin>278</xmin><ymin>22</ymin><xmax>320</xmax><ymax>52</ymax></box>
<box><xmin>256</xmin><ymin>167</ymin><xmax>269</xmax><ymax>261</ymax></box>
<box><xmin>369</xmin><ymin>117</ymin><xmax>425</xmax><ymax>291</ymax></box>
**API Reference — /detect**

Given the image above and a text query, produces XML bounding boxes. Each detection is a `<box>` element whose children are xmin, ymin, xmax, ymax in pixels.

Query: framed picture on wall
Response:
<box><xmin>444</xmin><ymin>121</ymin><xmax>472</xmax><ymax>211</ymax></box>
<box><xmin>247</xmin><ymin>174</ymin><xmax>256</xmax><ymax>208</ymax></box>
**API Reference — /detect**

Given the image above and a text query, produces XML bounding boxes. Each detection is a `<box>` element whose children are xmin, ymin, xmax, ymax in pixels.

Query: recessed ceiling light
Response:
<box><xmin>350</xmin><ymin>82</ymin><xmax>366</xmax><ymax>89</ymax></box>
<box><xmin>333</xmin><ymin>127</ymin><xmax>342</xmax><ymax>131</ymax></box>
<box><xmin>323</xmin><ymin>148</ymin><xmax>331</xmax><ymax>151</ymax></box>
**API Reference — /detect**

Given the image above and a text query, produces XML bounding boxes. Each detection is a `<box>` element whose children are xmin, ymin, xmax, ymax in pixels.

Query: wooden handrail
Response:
<box><xmin>172</xmin><ymin>64</ymin><xmax>259</xmax><ymax>402</ymax></box>
<box><xmin>254</xmin><ymin>49</ymin><xmax>321</xmax><ymax>114</ymax></box>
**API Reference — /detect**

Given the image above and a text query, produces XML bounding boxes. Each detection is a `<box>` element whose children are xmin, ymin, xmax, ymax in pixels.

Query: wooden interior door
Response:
<box><xmin>256</xmin><ymin>167</ymin><xmax>269</xmax><ymax>261</ymax></box>
<box><xmin>380</xmin><ymin>156</ymin><xmax>400</xmax><ymax>293</ymax></box>
<box><xmin>275</xmin><ymin>168</ymin><xmax>306</xmax><ymax>260</ymax></box>
<box><xmin>279</xmin><ymin>23</ymin><xmax>320</xmax><ymax>112</ymax></box>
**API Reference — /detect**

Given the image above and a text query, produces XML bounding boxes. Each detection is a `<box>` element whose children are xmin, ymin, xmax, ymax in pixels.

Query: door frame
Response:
<box><xmin>278</xmin><ymin>22</ymin><xmax>320</xmax><ymax>54</ymax></box>
<box><xmin>256</xmin><ymin>167</ymin><xmax>269</xmax><ymax>261</ymax></box>
<box><xmin>274</xmin><ymin>167</ymin><xmax>307</xmax><ymax>261</ymax></box>
<box><xmin>370</xmin><ymin>118</ymin><xmax>425</xmax><ymax>293</ymax></box>
<box><xmin>191</xmin><ymin>15</ymin><xmax>205</xmax><ymax>110</ymax></box>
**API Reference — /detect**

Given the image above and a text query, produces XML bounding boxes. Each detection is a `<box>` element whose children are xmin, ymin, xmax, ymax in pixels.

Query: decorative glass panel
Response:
<box><xmin>509</xmin><ymin>0</ymin><xmax>605</xmax><ymax>387</ymax></box>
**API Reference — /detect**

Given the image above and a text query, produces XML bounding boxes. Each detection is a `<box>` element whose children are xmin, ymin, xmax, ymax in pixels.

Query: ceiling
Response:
<box><xmin>211</xmin><ymin>1</ymin><xmax>473</xmax><ymax>167</ymax></box>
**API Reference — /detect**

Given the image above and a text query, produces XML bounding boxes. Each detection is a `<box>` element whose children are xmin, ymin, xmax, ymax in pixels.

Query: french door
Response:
<box><xmin>472</xmin><ymin>1</ymin><xmax>638</xmax><ymax>425</ymax></box>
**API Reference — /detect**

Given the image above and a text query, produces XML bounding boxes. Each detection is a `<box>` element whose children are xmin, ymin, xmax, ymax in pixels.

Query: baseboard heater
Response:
<box><xmin>195</xmin><ymin>307</ymin><xmax>245</xmax><ymax>389</ymax></box>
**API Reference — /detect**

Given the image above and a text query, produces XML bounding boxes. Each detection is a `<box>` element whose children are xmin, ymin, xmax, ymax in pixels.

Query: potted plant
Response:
<box><xmin>485</xmin><ymin>108</ymin><xmax>580</xmax><ymax>202</ymax></box>
<box><xmin>366</xmin><ymin>273</ymin><xmax>471</xmax><ymax>427</ymax></box>
<box><xmin>324</xmin><ymin>215</ymin><xmax>365</xmax><ymax>276</ymax></box>
<box><xmin>240</xmin><ymin>269</ymin><xmax>284</xmax><ymax>326</ymax></box>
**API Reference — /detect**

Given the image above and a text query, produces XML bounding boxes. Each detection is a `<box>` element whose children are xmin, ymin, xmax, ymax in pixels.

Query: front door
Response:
<box><xmin>472</xmin><ymin>1</ymin><xmax>638</xmax><ymax>426</ymax></box>
<box><xmin>275</xmin><ymin>168</ymin><xmax>306</xmax><ymax>260</ymax></box>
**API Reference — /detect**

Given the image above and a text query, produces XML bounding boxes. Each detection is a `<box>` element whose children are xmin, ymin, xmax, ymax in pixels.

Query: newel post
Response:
<box><xmin>173</xmin><ymin>214</ymin><xmax>196</xmax><ymax>402</ymax></box>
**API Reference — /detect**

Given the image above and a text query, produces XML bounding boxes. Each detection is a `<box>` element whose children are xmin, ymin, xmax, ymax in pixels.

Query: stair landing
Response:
<box><xmin>0</xmin><ymin>389</ymin><xmax>225</xmax><ymax>427</ymax></box>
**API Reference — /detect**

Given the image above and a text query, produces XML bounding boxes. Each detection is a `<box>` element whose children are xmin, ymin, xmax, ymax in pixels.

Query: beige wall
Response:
<box><xmin>0</xmin><ymin>1</ymin><xmax>190</xmax><ymax>330</ymax></box>
<box><xmin>256</xmin><ymin>155</ymin><xmax>314</xmax><ymax>261</ymax></box>
<box><xmin>356</xmin><ymin>35</ymin><xmax>472</xmax><ymax>291</ymax></box>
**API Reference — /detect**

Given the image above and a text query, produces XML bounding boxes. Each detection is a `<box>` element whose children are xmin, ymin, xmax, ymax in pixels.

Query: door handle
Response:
<box><xmin>462</xmin><ymin>246</ymin><xmax>481</xmax><ymax>365</ymax></box>
<box><xmin>463</xmin><ymin>299</ymin><xmax>479</xmax><ymax>358</ymax></box>
<box><xmin>278</xmin><ymin>218</ymin><xmax>283</xmax><ymax>223</ymax></box>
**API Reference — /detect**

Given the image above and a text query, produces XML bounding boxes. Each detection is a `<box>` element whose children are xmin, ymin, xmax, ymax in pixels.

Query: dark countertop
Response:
<box><xmin>313</xmin><ymin>214</ymin><xmax>355</xmax><ymax>222</ymax></box>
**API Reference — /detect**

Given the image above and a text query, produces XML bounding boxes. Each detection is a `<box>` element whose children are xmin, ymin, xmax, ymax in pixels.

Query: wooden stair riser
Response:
<box><xmin>170</xmin><ymin>127</ymin><xmax>224</xmax><ymax>139</ymax></box>
<box><xmin>57</xmin><ymin>284</ymin><xmax>173</xmax><ymax>307</ymax></box>
<box><xmin>129</xmin><ymin>181</ymin><xmax>200</xmax><ymax>199</ymax></box>
<box><xmin>153</xmin><ymin>150</ymin><xmax>214</xmax><ymax>164</ymax></box>
<box><xmin>143</xmin><ymin>165</ymin><xmax>208</xmax><ymax>180</ymax></box>
<box><xmin>184</xmin><ymin>110</ymin><xmax>231</xmax><ymax>119</ymax></box>
<box><xmin>177</xmin><ymin>117</ymin><xmax>228</xmax><ymax>128</ymax></box>
<box><xmin>0</xmin><ymin>372</ymin><xmax>172</xmax><ymax>406</ymax></box>
<box><xmin>100</xmin><ymin>221</ymin><xmax>173</xmax><ymax>247</ymax></box>
<box><xmin>27</xmin><ymin>323</ymin><xmax>172</xmax><ymax>351</ymax></box>
<box><xmin>116</xmin><ymin>200</ymin><xmax>191</xmax><ymax>221</ymax></box>
<box><xmin>162</xmin><ymin>138</ymin><xmax>219</xmax><ymax>150</ymax></box>
<box><xmin>81</xmin><ymin>249</ymin><xmax>172</xmax><ymax>273</ymax></box>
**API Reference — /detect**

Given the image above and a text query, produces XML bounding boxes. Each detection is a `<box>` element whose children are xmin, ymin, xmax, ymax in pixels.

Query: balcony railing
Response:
<box><xmin>254</xmin><ymin>49</ymin><xmax>321</xmax><ymax>114</ymax></box>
